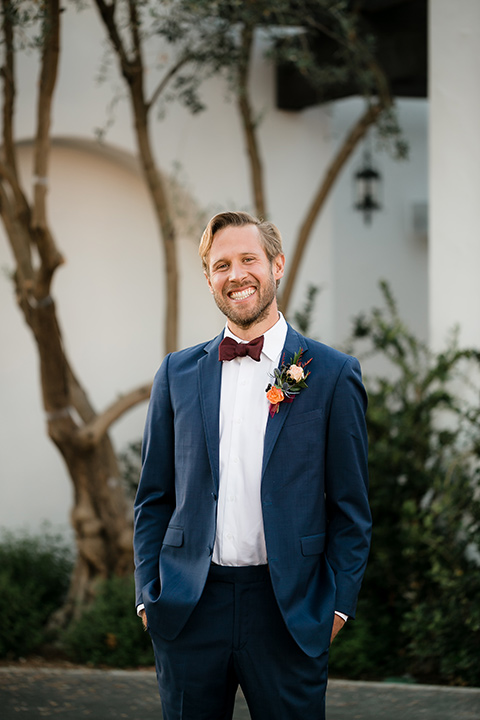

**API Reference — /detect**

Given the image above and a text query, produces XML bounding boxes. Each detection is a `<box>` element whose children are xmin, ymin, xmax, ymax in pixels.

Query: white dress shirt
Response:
<box><xmin>212</xmin><ymin>314</ymin><xmax>288</xmax><ymax>565</ymax></box>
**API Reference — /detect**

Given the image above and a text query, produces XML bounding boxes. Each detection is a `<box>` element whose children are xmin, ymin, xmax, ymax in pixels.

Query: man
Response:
<box><xmin>134</xmin><ymin>211</ymin><xmax>371</xmax><ymax>720</ymax></box>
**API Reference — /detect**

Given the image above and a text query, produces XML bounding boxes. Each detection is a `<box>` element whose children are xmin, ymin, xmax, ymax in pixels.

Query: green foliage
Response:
<box><xmin>292</xmin><ymin>284</ymin><xmax>320</xmax><ymax>335</ymax></box>
<box><xmin>0</xmin><ymin>529</ymin><xmax>153</xmax><ymax>667</ymax></box>
<box><xmin>329</xmin><ymin>596</ymin><xmax>396</xmax><ymax>680</ymax></box>
<box><xmin>118</xmin><ymin>439</ymin><xmax>143</xmax><ymax>498</ymax></box>
<box><xmin>131</xmin><ymin>1</ymin><xmax>400</xmax><ymax>129</ymax></box>
<box><xmin>0</xmin><ymin>526</ymin><xmax>73</xmax><ymax>658</ymax></box>
<box><xmin>64</xmin><ymin>576</ymin><xmax>154</xmax><ymax>668</ymax></box>
<box><xmin>0</xmin><ymin>0</ymin><xmax>57</xmax><ymax>51</ymax></box>
<box><xmin>375</xmin><ymin>106</ymin><xmax>409</xmax><ymax>160</ymax></box>
<box><xmin>330</xmin><ymin>281</ymin><xmax>480</xmax><ymax>685</ymax></box>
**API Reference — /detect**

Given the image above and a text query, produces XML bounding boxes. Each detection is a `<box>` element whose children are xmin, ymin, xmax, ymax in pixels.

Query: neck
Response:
<box><xmin>227</xmin><ymin>307</ymin><xmax>280</xmax><ymax>341</ymax></box>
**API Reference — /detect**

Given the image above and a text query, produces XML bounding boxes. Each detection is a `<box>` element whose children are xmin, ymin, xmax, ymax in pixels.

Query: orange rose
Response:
<box><xmin>266</xmin><ymin>386</ymin><xmax>284</xmax><ymax>405</ymax></box>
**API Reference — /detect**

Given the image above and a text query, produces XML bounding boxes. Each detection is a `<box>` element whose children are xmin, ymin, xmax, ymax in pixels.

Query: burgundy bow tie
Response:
<box><xmin>218</xmin><ymin>335</ymin><xmax>264</xmax><ymax>362</ymax></box>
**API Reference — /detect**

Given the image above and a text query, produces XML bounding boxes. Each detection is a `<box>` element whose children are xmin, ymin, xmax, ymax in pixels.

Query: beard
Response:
<box><xmin>212</xmin><ymin>273</ymin><xmax>277</xmax><ymax>330</ymax></box>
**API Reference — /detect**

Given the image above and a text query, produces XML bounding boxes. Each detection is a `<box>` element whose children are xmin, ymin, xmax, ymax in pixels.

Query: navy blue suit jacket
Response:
<box><xmin>134</xmin><ymin>324</ymin><xmax>371</xmax><ymax>657</ymax></box>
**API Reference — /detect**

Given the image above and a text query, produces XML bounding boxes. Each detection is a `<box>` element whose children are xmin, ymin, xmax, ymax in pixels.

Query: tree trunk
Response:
<box><xmin>52</xmin><ymin>436</ymin><xmax>133</xmax><ymax>624</ymax></box>
<box><xmin>18</xmin><ymin>288</ymin><xmax>134</xmax><ymax>627</ymax></box>
<box><xmin>0</xmin><ymin>1</ymin><xmax>138</xmax><ymax>627</ymax></box>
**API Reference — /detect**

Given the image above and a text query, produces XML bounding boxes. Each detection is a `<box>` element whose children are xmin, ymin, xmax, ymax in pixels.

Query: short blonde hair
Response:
<box><xmin>199</xmin><ymin>211</ymin><xmax>283</xmax><ymax>274</ymax></box>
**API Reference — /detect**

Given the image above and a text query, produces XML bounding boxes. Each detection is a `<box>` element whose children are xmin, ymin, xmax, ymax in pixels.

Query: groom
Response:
<box><xmin>134</xmin><ymin>211</ymin><xmax>371</xmax><ymax>719</ymax></box>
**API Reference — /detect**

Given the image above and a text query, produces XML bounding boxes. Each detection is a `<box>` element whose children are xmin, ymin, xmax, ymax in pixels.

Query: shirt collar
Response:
<box><xmin>224</xmin><ymin>313</ymin><xmax>287</xmax><ymax>362</ymax></box>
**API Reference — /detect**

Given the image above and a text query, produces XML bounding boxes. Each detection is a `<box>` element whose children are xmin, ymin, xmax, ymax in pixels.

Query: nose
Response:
<box><xmin>228</xmin><ymin>260</ymin><xmax>247</xmax><ymax>283</ymax></box>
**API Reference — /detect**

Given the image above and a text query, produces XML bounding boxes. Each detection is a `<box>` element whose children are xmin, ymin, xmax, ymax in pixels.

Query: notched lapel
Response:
<box><xmin>262</xmin><ymin>327</ymin><xmax>310</xmax><ymax>478</ymax></box>
<box><xmin>198</xmin><ymin>334</ymin><xmax>223</xmax><ymax>492</ymax></box>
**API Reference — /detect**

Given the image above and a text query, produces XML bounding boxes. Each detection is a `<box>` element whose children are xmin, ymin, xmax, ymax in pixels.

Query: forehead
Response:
<box><xmin>209</xmin><ymin>224</ymin><xmax>266</xmax><ymax>264</ymax></box>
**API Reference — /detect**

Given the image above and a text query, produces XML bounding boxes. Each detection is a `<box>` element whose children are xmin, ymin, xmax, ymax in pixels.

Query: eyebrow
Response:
<box><xmin>211</xmin><ymin>251</ymin><xmax>259</xmax><ymax>265</ymax></box>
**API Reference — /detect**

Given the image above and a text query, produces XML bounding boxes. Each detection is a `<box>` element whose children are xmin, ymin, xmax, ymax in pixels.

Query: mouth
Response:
<box><xmin>228</xmin><ymin>286</ymin><xmax>256</xmax><ymax>301</ymax></box>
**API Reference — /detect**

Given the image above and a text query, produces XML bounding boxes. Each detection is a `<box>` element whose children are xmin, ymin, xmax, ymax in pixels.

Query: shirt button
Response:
<box><xmin>228</xmin><ymin>495</ymin><xmax>235</xmax><ymax>502</ymax></box>
<box><xmin>226</xmin><ymin>533</ymin><xmax>233</xmax><ymax>540</ymax></box>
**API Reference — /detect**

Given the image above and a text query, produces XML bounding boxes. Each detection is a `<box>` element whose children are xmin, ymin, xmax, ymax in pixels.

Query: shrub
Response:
<box><xmin>0</xmin><ymin>526</ymin><xmax>73</xmax><ymax>658</ymax></box>
<box><xmin>64</xmin><ymin>575</ymin><xmax>154</xmax><ymax>667</ymax></box>
<box><xmin>330</xmin><ymin>282</ymin><xmax>480</xmax><ymax>685</ymax></box>
<box><xmin>118</xmin><ymin>439</ymin><xmax>142</xmax><ymax>498</ymax></box>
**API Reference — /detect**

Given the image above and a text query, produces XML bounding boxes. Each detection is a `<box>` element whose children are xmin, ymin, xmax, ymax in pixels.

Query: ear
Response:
<box><xmin>204</xmin><ymin>270</ymin><xmax>214</xmax><ymax>295</ymax></box>
<box><xmin>272</xmin><ymin>254</ymin><xmax>285</xmax><ymax>283</ymax></box>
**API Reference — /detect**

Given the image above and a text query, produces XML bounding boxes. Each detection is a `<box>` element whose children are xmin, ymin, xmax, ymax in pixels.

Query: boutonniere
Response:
<box><xmin>266</xmin><ymin>348</ymin><xmax>312</xmax><ymax>417</ymax></box>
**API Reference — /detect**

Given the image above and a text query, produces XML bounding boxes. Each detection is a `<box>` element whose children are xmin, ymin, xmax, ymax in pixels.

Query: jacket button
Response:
<box><xmin>211</xmin><ymin>493</ymin><xmax>217</xmax><ymax>501</ymax></box>
<box><xmin>207</xmin><ymin>546</ymin><xmax>213</xmax><ymax>555</ymax></box>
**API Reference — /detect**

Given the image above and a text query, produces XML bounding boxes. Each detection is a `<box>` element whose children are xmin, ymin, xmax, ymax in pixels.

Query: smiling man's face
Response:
<box><xmin>205</xmin><ymin>223</ymin><xmax>285</xmax><ymax>339</ymax></box>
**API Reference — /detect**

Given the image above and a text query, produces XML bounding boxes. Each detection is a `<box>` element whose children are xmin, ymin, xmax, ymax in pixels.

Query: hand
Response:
<box><xmin>330</xmin><ymin>614</ymin><xmax>346</xmax><ymax>644</ymax></box>
<box><xmin>139</xmin><ymin>608</ymin><xmax>148</xmax><ymax>631</ymax></box>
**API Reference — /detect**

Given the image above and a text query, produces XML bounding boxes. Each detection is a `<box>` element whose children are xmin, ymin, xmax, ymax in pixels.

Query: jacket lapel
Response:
<box><xmin>198</xmin><ymin>332</ymin><xmax>224</xmax><ymax>493</ymax></box>
<box><xmin>197</xmin><ymin>325</ymin><xmax>310</xmax><ymax>488</ymax></box>
<box><xmin>262</xmin><ymin>325</ymin><xmax>309</xmax><ymax>478</ymax></box>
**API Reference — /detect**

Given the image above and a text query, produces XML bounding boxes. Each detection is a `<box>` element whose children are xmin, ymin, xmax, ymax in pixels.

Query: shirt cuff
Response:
<box><xmin>138</xmin><ymin>605</ymin><xmax>347</xmax><ymax>621</ymax></box>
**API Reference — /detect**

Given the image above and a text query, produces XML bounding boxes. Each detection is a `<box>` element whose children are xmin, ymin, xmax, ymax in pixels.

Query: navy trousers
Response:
<box><xmin>148</xmin><ymin>564</ymin><xmax>329</xmax><ymax>720</ymax></box>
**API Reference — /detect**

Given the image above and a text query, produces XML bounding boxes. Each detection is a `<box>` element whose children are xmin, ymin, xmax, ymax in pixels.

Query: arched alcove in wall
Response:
<box><xmin>0</xmin><ymin>136</ymin><xmax>220</xmax><ymax>531</ymax></box>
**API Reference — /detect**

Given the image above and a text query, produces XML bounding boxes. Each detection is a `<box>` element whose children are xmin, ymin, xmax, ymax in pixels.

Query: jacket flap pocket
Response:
<box><xmin>163</xmin><ymin>526</ymin><xmax>184</xmax><ymax>547</ymax></box>
<box><xmin>287</xmin><ymin>408</ymin><xmax>323</xmax><ymax>428</ymax></box>
<box><xmin>300</xmin><ymin>533</ymin><xmax>325</xmax><ymax>556</ymax></box>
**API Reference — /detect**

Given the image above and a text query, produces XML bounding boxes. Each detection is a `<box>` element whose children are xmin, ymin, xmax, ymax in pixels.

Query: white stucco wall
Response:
<box><xmin>429</xmin><ymin>0</ymin><xmax>480</xmax><ymax>350</ymax></box>
<box><xmin>331</xmin><ymin>98</ymin><xmax>428</xmax><ymax>347</ymax></box>
<box><xmin>0</xmin><ymin>4</ymin><xmax>429</xmax><ymax>531</ymax></box>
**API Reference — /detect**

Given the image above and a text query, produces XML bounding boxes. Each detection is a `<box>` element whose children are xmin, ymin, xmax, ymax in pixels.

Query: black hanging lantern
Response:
<box><xmin>354</xmin><ymin>150</ymin><xmax>381</xmax><ymax>225</ymax></box>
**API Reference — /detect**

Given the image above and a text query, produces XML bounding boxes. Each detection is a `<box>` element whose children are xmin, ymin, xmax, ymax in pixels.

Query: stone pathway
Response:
<box><xmin>1</xmin><ymin>666</ymin><xmax>479</xmax><ymax>719</ymax></box>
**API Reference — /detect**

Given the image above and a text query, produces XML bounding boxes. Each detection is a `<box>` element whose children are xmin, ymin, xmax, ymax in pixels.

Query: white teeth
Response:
<box><xmin>230</xmin><ymin>288</ymin><xmax>255</xmax><ymax>300</ymax></box>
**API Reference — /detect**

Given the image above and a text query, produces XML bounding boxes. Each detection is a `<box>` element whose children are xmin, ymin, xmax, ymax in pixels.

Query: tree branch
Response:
<box><xmin>280</xmin><ymin>102</ymin><xmax>384</xmax><ymax>315</ymax></box>
<box><xmin>94</xmin><ymin>0</ymin><xmax>179</xmax><ymax>353</ymax></box>
<box><xmin>0</xmin><ymin>158</ymin><xmax>31</xmax><ymax>219</ymax></box>
<box><xmin>128</xmin><ymin>0</ymin><xmax>142</xmax><ymax>63</ymax></box>
<box><xmin>66</xmin><ymin>362</ymin><xmax>97</xmax><ymax>424</ymax></box>
<box><xmin>146</xmin><ymin>53</ymin><xmax>193</xmax><ymax>114</ymax></box>
<box><xmin>76</xmin><ymin>382</ymin><xmax>153</xmax><ymax>449</ymax></box>
<box><xmin>0</xmin><ymin>179</ymin><xmax>34</xmax><ymax>291</ymax></box>
<box><xmin>237</xmin><ymin>23</ymin><xmax>266</xmax><ymax>218</ymax></box>
<box><xmin>31</xmin><ymin>0</ymin><xmax>64</xmax><ymax>296</ymax></box>
<box><xmin>32</xmin><ymin>0</ymin><xmax>59</xmax><ymax>229</ymax></box>
<box><xmin>93</xmin><ymin>0</ymin><xmax>133</xmax><ymax>72</ymax></box>
<box><xmin>1</xmin><ymin>2</ymin><xmax>35</xmax><ymax>293</ymax></box>
<box><xmin>1</xmin><ymin>0</ymin><xmax>18</xmax><ymax>177</ymax></box>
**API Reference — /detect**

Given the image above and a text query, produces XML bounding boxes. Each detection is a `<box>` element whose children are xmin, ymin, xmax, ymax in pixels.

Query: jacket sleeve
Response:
<box><xmin>133</xmin><ymin>354</ymin><xmax>176</xmax><ymax>608</ymax></box>
<box><xmin>324</xmin><ymin>356</ymin><xmax>371</xmax><ymax>618</ymax></box>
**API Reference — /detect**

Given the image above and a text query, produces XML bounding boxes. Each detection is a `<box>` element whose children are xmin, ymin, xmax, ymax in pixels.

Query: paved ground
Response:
<box><xmin>1</xmin><ymin>665</ymin><xmax>480</xmax><ymax>719</ymax></box>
